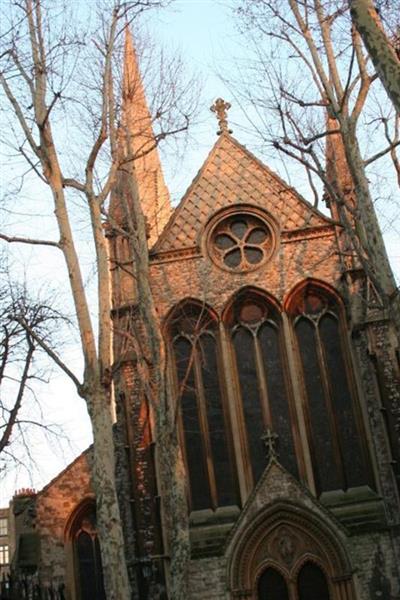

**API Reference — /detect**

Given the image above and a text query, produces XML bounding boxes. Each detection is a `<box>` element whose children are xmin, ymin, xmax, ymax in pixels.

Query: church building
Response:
<box><xmin>6</xmin><ymin>28</ymin><xmax>400</xmax><ymax>600</ymax></box>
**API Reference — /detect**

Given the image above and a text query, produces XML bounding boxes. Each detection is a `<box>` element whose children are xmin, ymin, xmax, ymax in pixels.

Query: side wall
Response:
<box><xmin>34</xmin><ymin>450</ymin><xmax>93</xmax><ymax>594</ymax></box>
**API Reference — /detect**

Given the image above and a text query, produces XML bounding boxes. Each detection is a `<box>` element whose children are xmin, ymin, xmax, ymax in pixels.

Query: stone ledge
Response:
<box><xmin>320</xmin><ymin>486</ymin><xmax>388</xmax><ymax>533</ymax></box>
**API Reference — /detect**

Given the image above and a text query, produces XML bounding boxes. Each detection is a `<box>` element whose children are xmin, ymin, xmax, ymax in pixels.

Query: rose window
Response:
<box><xmin>211</xmin><ymin>214</ymin><xmax>273</xmax><ymax>271</ymax></box>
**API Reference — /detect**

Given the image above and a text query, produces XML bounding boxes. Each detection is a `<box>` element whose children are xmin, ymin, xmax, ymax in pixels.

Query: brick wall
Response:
<box><xmin>34</xmin><ymin>450</ymin><xmax>93</xmax><ymax>589</ymax></box>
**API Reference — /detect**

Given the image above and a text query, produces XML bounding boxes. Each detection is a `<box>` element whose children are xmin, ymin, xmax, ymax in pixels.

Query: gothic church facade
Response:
<box><xmin>7</xmin><ymin>29</ymin><xmax>400</xmax><ymax>600</ymax></box>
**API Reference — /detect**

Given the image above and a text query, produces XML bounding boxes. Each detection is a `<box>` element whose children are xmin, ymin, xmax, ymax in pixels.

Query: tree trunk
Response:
<box><xmin>339</xmin><ymin>118</ymin><xmax>400</xmax><ymax>333</ymax></box>
<box><xmin>350</xmin><ymin>0</ymin><xmax>400</xmax><ymax>114</ymax></box>
<box><xmin>156</xmin><ymin>413</ymin><xmax>190</xmax><ymax>600</ymax></box>
<box><xmin>85</xmin><ymin>379</ymin><xmax>131</xmax><ymax>599</ymax></box>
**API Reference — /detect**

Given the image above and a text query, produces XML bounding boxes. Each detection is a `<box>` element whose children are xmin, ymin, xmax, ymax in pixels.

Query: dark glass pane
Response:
<box><xmin>215</xmin><ymin>233</ymin><xmax>235</xmax><ymax>250</ymax></box>
<box><xmin>259</xmin><ymin>323</ymin><xmax>298</xmax><ymax>478</ymax></box>
<box><xmin>258</xmin><ymin>567</ymin><xmax>290</xmax><ymax>600</ymax></box>
<box><xmin>94</xmin><ymin>538</ymin><xmax>106</xmax><ymax>599</ymax></box>
<box><xmin>233</xmin><ymin>327</ymin><xmax>266</xmax><ymax>482</ymax></box>
<box><xmin>174</xmin><ymin>337</ymin><xmax>211</xmax><ymax>510</ymax></box>
<box><xmin>245</xmin><ymin>247</ymin><xmax>263</xmax><ymax>264</ymax></box>
<box><xmin>298</xmin><ymin>562</ymin><xmax>330</xmax><ymax>600</ymax></box>
<box><xmin>230</xmin><ymin>220</ymin><xmax>248</xmax><ymax>239</ymax></box>
<box><xmin>246</xmin><ymin>227</ymin><xmax>268</xmax><ymax>244</ymax></box>
<box><xmin>225</xmin><ymin>249</ymin><xmax>241</xmax><ymax>268</ymax></box>
<box><xmin>77</xmin><ymin>532</ymin><xmax>97</xmax><ymax>600</ymax></box>
<box><xmin>319</xmin><ymin>315</ymin><xmax>367</xmax><ymax>488</ymax></box>
<box><xmin>199</xmin><ymin>334</ymin><xmax>239</xmax><ymax>506</ymax></box>
<box><xmin>74</xmin><ymin>509</ymin><xmax>105</xmax><ymax>600</ymax></box>
<box><xmin>296</xmin><ymin>319</ymin><xmax>341</xmax><ymax>493</ymax></box>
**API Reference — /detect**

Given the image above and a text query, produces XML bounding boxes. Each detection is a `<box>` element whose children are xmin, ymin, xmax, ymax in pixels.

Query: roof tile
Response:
<box><xmin>153</xmin><ymin>134</ymin><xmax>330</xmax><ymax>254</ymax></box>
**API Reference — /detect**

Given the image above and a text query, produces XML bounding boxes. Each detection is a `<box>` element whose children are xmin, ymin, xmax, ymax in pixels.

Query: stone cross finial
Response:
<box><xmin>210</xmin><ymin>98</ymin><xmax>233</xmax><ymax>135</ymax></box>
<box><xmin>261</xmin><ymin>428</ymin><xmax>279</xmax><ymax>462</ymax></box>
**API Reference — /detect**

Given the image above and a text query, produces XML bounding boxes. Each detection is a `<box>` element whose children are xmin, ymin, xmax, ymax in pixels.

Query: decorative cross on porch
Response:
<box><xmin>261</xmin><ymin>428</ymin><xmax>279</xmax><ymax>462</ymax></box>
<box><xmin>210</xmin><ymin>97</ymin><xmax>233</xmax><ymax>135</ymax></box>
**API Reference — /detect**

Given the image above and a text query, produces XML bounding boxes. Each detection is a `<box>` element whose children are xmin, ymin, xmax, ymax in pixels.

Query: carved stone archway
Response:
<box><xmin>227</xmin><ymin>502</ymin><xmax>355</xmax><ymax>600</ymax></box>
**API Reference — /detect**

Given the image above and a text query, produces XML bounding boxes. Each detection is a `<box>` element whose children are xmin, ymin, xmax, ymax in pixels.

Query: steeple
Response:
<box><xmin>111</xmin><ymin>26</ymin><xmax>171</xmax><ymax>246</ymax></box>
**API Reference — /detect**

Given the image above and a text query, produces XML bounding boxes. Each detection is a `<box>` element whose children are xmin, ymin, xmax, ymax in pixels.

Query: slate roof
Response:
<box><xmin>152</xmin><ymin>132</ymin><xmax>331</xmax><ymax>255</ymax></box>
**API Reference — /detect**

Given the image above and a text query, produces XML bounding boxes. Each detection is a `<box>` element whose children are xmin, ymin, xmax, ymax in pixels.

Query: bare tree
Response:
<box><xmin>0</xmin><ymin>1</ymin><xmax>198</xmax><ymax>597</ymax></box>
<box><xmin>0</xmin><ymin>274</ymin><xmax>65</xmax><ymax>477</ymax></box>
<box><xmin>230</xmin><ymin>0</ymin><xmax>400</xmax><ymax>334</ymax></box>
<box><xmin>349</xmin><ymin>0</ymin><xmax>400</xmax><ymax>114</ymax></box>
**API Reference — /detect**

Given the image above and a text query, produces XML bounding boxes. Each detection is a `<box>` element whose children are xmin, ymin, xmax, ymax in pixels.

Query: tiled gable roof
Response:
<box><xmin>152</xmin><ymin>133</ymin><xmax>331</xmax><ymax>255</ymax></box>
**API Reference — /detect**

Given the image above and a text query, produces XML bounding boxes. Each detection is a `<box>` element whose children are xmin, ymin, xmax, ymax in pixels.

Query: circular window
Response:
<box><xmin>209</xmin><ymin>212</ymin><xmax>275</xmax><ymax>272</ymax></box>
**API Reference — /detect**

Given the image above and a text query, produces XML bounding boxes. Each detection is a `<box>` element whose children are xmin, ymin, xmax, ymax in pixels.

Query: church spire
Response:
<box><xmin>113</xmin><ymin>26</ymin><xmax>171</xmax><ymax>246</ymax></box>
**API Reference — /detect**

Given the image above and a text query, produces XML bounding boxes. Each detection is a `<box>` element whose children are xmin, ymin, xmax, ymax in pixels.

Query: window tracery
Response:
<box><xmin>290</xmin><ymin>284</ymin><xmax>372</xmax><ymax>494</ymax></box>
<box><xmin>168</xmin><ymin>282</ymin><xmax>372</xmax><ymax>510</ymax></box>
<box><xmin>68</xmin><ymin>502</ymin><xmax>105</xmax><ymax>600</ymax></box>
<box><xmin>227</xmin><ymin>292</ymin><xmax>298</xmax><ymax>484</ymax></box>
<box><xmin>205</xmin><ymin>207</ymin><xmax>278</xmax><ymax>273</ymax></box>
<box><xmin>170</xmin><ymin>302</ymin><xmax>239</xmax><ymax>511</ymax></box>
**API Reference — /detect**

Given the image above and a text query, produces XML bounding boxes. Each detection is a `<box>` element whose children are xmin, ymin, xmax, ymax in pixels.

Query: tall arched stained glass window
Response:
<box><xmin>292</xmin><ymin>284</ymin><xmax>372</xmax><ymax>495</ymax></box>
<box><xmin>228</xmin><ymin>292</ymin><xmax>298</xmax><ymax>485</ymax></box>
<box><xmin>170</xmin><ymin>302</ymin><xmax>239</xmax><ymax>511</ymax></box>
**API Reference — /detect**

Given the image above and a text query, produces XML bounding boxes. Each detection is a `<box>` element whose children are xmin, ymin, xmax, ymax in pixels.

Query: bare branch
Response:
<box><xmin>364</xmin><ymin>140</ymin><xmax>400</xmax><ymax>167</ymax></box>
<box><xmin>0</xmin><ymin>233</ymin><xmax>61</xmax><ymax>248</ymax></box>
<box><xmin>15</xmin><ymin>315</ymin><xmax>82</xmax><ymax>391</ymax></box>
<box><xmin>0</xmin><ymin>72</ymin><xmax>40</xmax><ymax>155</ymax></box>
<box><xmin>0</xmin><ymin>335</ymin><xmax>34</xmax><ymax>453</ymax></box>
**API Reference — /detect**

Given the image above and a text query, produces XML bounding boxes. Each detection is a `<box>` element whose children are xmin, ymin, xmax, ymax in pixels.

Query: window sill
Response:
<box><xmin>189</xmin><ymin>505</ymin><xmax>240</xmax><ymax>558</ymax></box>
<box><xmin>319</xmin><ymin>486</ymin><xmax>387</xmax><ymax>532</ymax></box>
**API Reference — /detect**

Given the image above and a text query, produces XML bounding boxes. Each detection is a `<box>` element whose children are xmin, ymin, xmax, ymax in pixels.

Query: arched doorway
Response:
<box><xmin>257</xmin><ymin>567</ymin><xmax>290</xmax><ymax>600</ymax></box>
<box><xmin>228</xmin><ymin>502</ymin><xmax>355</xmax><ymax>600</ymax></box>
<box><xmin>257</xmin><ymin>561</ymin><xmax>330</xmax><ymax>600</ymax></box>
<box><xmin>297</xmin><ymin>562</ymin><xmax>330</xmax><ymax>600</ymax></box>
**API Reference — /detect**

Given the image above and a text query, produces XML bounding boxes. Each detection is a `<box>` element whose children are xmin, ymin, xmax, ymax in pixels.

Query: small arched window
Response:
<box><xmin>257</xmin><ymin>562</ymin><xmax>331</xmax><ymax>600</ymax></box>
<box><xmin>258</xmin><ymin>567</ymin><xmax>290</xmax><ymax>600</ymax></box>
<box><xmin>291</xmin><ymin>284</ymin><xmax>372</xmax><ymax>494</ymax></box>
<box><xmin>70</xmin><ymin>502</ymin><xmax>105</xmax><ymax>600</ymax></box>
<box><xmin>297</xmin><ymin>562</ymin><xmax>330</xmax><ymax>600</ymax></box>
<box><xmin>227</xmin><ymin>291</ymin><xmax>298</xmax><ymax>485</ymax></box>
<box><xmin>170</xmin><ymin>302</ymin><xmax>239</xmax><ymax>511</ymax></box>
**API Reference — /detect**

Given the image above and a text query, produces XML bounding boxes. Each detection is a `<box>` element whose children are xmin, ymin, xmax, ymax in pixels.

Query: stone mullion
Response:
<box><xmin>218</xmin><ymin>321</ymin><xmax>251</xmax><ymax>502</ymax></box>
<box><xmin>281</xmin><ymin>312</ymin><xmax>314</xmax><ymax>491</ymax></box>
<box><xmin>193</xmin><ymin>341</ymin><xmax>219</xmax><ymax>510</ymax></box>
<box><xmin>253</xmin><ymin>327</ymin><xmax>273</xmax><ymax>429</ymax></box>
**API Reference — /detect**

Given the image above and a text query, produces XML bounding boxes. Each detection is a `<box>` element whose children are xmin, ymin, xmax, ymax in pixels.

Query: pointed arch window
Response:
<box><xmin>297</xmin><ymin>562</ymin><xmax>330</xmax><ymax>600</ymax></box>
<box><xmin>291</xmin><ymin>285</ymin><xmax>372</xmax><ymax>494</ymax></box>
<box><xmin>170</xmin><ymin>303</ymin><xmax>239</xmax><ymax>511</ymax></box>
<box><xmin>258</xmin><ymin>567</ymin><xmax>290</xmax><ymax>600</ymax></box>
<box><xmin>69</xmin><ymin>502</ymin><xmax>105</xmax><ymax>600</ymax></box>
<box><xmin>228</xmin><ymin>292</ymin><xmax>298</xmax><ymax>485</ymax></box>
<box><xmin>257</xmin><ymin>562</ymin><xmax>331</xmax><ymax>600</ymax></box>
